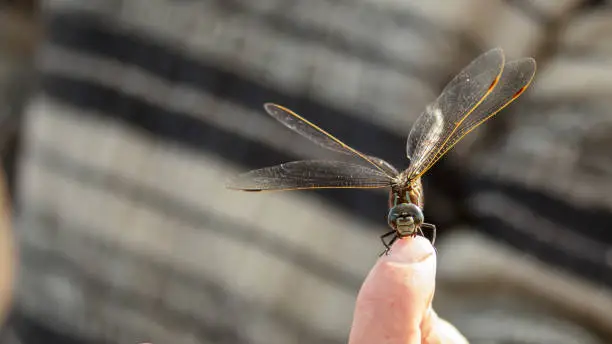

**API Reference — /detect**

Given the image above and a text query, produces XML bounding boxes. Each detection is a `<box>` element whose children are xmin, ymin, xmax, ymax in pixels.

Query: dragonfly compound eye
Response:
<box><xmin>387</xmin><ymin>203</ymin><xmax>424</xmax><ymax>237</ymax></box>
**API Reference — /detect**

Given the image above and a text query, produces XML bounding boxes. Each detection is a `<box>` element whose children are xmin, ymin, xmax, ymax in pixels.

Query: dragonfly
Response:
<box><xmin>227</xmin><ymin>48</ymin><xmax>536</xmax><ymax>255</ymax></box>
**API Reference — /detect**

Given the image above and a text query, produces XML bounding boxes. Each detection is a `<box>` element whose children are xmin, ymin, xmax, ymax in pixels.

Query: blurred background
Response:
<box><xmin>0</xmin><ymin>0</ymin><xmax>612</xmax><ymax>343</ymax></box>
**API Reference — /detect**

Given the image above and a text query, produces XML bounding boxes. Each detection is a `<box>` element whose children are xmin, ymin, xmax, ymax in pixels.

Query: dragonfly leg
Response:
<box><xmin>379</xmin><ymin>230</ymin><xmax>396</xmax><ymax>256</ymax></box>
<box><xmin>416</xmin><ymin>227</ymin><xmax>424</xmax><ymax>237</ymax></box>
<box><xmin>420</xmin><ymin>223</ymin><xmax>437</xmax><ymax>245</ymax></box>
<box><xmin>379</xmin><ymin>235</ymin><xmax>399</xmax><ymax>256</ymax></box>
<box><xmin>378</xmin><ymin>248</ymin><xmax>388</xmax><ymax>257</ymax></box>
<box><xmin>380</xmin><ymin>230</ymin><xmax>396</xmax><ymax>248</ymax></box>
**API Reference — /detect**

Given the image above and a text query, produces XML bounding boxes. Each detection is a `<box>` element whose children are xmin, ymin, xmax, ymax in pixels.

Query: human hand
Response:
<box><xmin>348</xmin><ymin>236</ymin><xmax>468</xmax><ymax>344</ymax></box>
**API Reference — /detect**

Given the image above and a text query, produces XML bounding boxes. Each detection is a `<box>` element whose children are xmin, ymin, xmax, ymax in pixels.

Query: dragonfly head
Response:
<box><xmin>387</xmin><ymin>203</ymin><xmax>424</xmax><ymax>237</ymax></box>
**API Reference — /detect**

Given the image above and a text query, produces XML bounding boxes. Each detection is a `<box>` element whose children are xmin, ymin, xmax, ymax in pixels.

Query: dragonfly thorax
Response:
<box><xmin>389</xmin><ymin>176</ymin><xmax>423</xmax><ymax>209</ymax></box>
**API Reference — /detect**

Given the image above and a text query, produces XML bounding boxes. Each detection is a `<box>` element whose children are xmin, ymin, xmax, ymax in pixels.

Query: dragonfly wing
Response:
<box><xmin>226</xmin><ymin>160</ymin><xmax>393</xmax><ymax>192</ymax></box>
<box><xmin>363</xmin><ymin>155</ymin><xmax>399</xmax><ymax>176</ymax></box>
<box><xmin>405</xmin><ymin>48</ymin><xmax>505</xmax><ymax>179</ymax></box>
<box><xmin>425</xmin><ymin>57</ymin><xmax>537</xmax><ymax>170</ymax></box>
<box><xmin>263</xmin><ymin>103</ymin><xmax>397</xmax><ymax>177</ymax></box>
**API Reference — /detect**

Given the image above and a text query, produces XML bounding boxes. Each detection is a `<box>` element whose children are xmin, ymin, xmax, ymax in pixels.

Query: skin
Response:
<box><xmin>349</xmin><ymin>236</ymin><xmax>468</xmax><ymax>344</ymax></box>
<box><xmin>0</xmin><ymin>167</ymin><xmax>14</xmax><ymax>326</ymax></box>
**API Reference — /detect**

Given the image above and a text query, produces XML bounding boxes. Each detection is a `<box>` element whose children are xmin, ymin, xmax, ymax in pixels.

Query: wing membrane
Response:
<box><xmin>419</xmin><ymin>58</ymin><xmax>537</xmax><ymax>173</ymax></box>
<box><xmin>264</xmin><ymin>103</ymin><xmax>398</xmax><ymax>177</ymax></box>
<box><xmin>405</xmin><ymin>48</ymin><xmax>505</xmax><ymax>179</ymax></box>
<box><xmin>226</xmin><ymin>160</ymin><xmax>393</xmax><ymax>192</ymax></box>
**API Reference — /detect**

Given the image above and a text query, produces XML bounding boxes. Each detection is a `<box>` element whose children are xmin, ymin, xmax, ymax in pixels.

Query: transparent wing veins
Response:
<box><xmin>405</xmin><ymin>48</ymin><xmax>506</xmax><ymax>180</ymax></box>
<box><xmin>226</xmin><ymin>160</ymin><xmax>393</xmax><ymax>192</ymax></box>
<box><xmin>419</xmin><ymin>57</ymin><xmax>537</xmax><ymax>174</ymax></box>
<box><xmin>263</xmin><ymin>103</ymin><xmax>398</xmax><ymax>177</ymax></box>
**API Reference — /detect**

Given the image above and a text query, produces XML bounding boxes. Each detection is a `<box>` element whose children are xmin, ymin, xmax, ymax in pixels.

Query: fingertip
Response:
<box><xmin>348</xmin><ymin>237</ymin><xmax>437</xmax><ymax>344</ymax></box>
<box><xmin>382</xmin><ymin>236</ymin><xmax>436</xmax><ymax>264</ymax></box>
